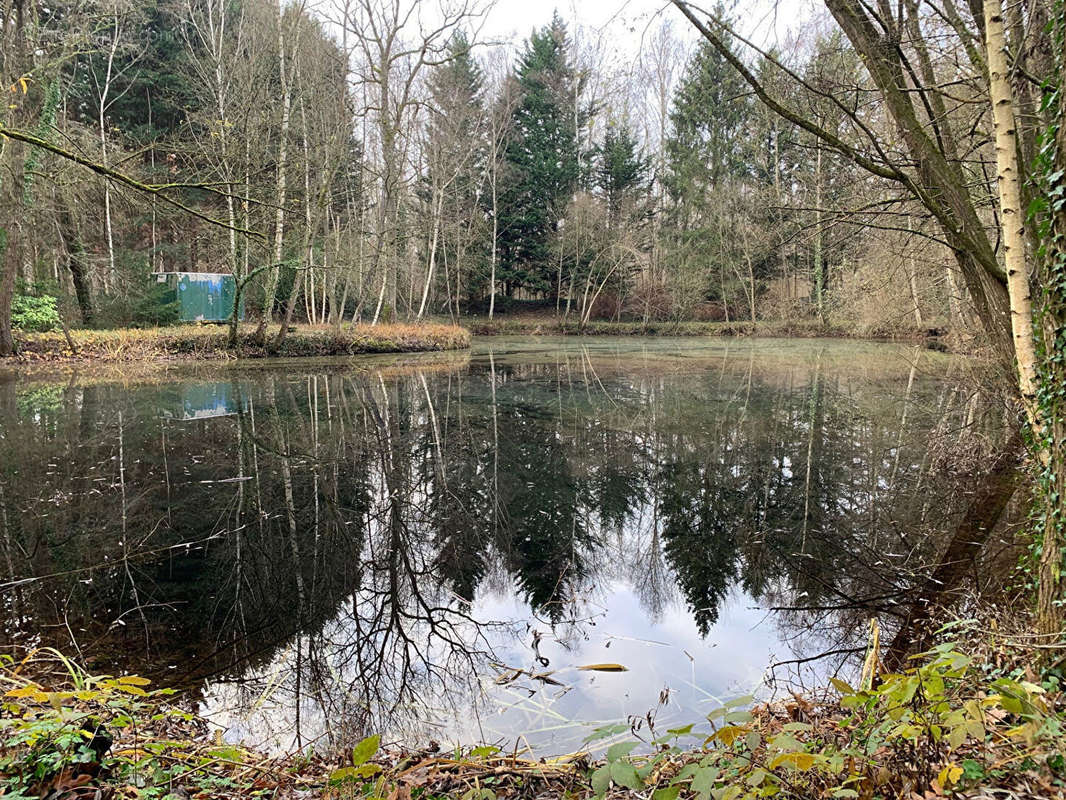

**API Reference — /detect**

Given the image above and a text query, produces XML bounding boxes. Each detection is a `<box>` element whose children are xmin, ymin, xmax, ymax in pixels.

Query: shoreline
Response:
<box><xmin>2</xmin><ymin>615</ymin><xmax>1059</xmax><ymax>800</ymax></box>
<box><xmin>5</xmin><ymin>323</ymin><xmax>472</xmax><ymax>366</ymax></box>
<box><xmin>460</xmin><ymin>316</ymin><xmax>950</xmax><ymax>345</ymax></box>
<box><xmin>6</xmin><ymin>319</ymin><xmax>952</xmax><ymax>369</ymax></box>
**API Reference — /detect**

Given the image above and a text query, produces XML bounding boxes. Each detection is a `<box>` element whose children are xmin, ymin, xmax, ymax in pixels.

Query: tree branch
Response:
<box><xmin>0</xmin><ymin>125</ymin><xmax>264</xmax><ymax>238</ymax></box>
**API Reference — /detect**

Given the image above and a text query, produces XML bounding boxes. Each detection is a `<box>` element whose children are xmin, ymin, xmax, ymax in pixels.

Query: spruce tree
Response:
<box><xmin>663</xmin><ymin>14</ymin><xmax>756</xmax><ymax>312</ymax></box>
<box><xmin>596</xmin><ymin>122</ymin><xmax>649</xmax><ymax>229</ymax></box>
<box><xmin>497</xmin><ymin>12</ymin><xmax>583</xmax><ymax>298</ymax></box>
<box><xmin>665</xmin><ymin>35</ymin><xmax>753</xmax><ymax>210</ymax></box>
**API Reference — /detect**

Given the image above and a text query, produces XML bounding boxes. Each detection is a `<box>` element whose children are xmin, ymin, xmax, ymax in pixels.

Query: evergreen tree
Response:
<box><xmin>595</xmin><ymin>122</ymin><xmax>649</xmax><ymax>229</ymax></box>
<box><xmin>662</xmin><ymin>15</ymin><xmax>757</xmax><ymax>314</ymax></box>
<box><xmin>68</xmin><ymin>0</ymin><xmax>201</xmax><ymax>144</ymax></box>
<box><xmin>664</xmin><ymin>34</ymin><xmax>754</xmax><ymax>213</ymax></box>
<box><xmin>497</xmin><ymin>13</ymin><xmax>584</xmax><ymax>297</ymax></box>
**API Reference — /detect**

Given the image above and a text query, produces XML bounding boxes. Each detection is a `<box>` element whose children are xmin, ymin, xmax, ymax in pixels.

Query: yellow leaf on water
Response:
<box><xmin>576</xmin><ymin>663</ymin><xmax>628</xmax><ymax>672</ymax></box>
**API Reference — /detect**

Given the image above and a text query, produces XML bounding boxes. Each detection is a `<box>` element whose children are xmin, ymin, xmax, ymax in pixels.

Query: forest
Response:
<box><xmin>2</xmin><ymin>0</ymin><xmax>1020</xmax><ymax>342</ymax></box>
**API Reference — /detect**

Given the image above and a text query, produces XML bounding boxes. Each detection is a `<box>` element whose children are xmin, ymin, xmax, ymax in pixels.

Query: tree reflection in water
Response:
<box><xmin>0</xmin><ymin>339</ymin><xmax>1018</xmax><ymax>754</ymax></box>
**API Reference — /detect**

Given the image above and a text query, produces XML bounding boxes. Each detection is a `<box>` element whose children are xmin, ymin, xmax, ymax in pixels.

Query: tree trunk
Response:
<box><xmin>0</xmin><ymin>228</ymin><xmax>16</xmax><ymax>356</ymax></box>
<box><xmin>255</xmin><ymin>2</ymin><xmax>292</xmax><ymax>341</ymax></box>
<box><xmin>1034</xmin><ymin>17</ymin><xmax>1066</xmax><ymax>638</ymax></box>
<box><xmin>824</xmin><ymin>0</ymin><xmax>1013</xmax><ymax>355</ymax></box>
<box><xmin>56</xmin><ymin>204</ymin><xmax>94</xmax><ymax>324</ymax></box>
<box><xmin>984</xmin><ymin>0</ymin><xmax>1040</xmax><ymax>422</ymax></box>
<box><xmin>417</xmin><ymin>187</ymin><xmax>443</xmax><ymax>319</ymax></box>
<box><xmin>813</xmin><ymin>145</ymin><xmax>824</xmax><ymax>322</ymax></box>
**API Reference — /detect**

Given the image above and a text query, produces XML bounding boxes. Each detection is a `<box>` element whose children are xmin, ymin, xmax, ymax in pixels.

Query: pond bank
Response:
<box><xmin>462</xmin><ymin>317</ymin><xmax>951</xmax><ymax>347</ymax></box>
<box><xmin>7</xmin><ymin>323</ymin><xmax>471</xmax><ymax>365</ymax></box>
<box><xmin>2</xmin><ymin>614</ymin><xmax>1062</xmax><ymax>800</ymax></box>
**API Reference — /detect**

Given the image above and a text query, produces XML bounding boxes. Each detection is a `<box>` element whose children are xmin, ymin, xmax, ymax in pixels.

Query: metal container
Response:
<box><xmin>154</xmin><ymin>272</ymin><xmax>243</xmax><ymax>323</ymax></box>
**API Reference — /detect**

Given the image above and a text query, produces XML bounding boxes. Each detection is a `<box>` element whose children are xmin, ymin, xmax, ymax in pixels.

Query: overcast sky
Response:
<box><xmin>478</xmin><ymin>0</ymin><xmax>820</xmax><ymax>58</ymax></box>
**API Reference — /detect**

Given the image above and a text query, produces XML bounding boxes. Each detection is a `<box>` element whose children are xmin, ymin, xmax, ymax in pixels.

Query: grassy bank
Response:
<box><xmin>9</xmin><ymin>323</ymin><xmax>471</xmax><ymax>364</ymax></box>
<box><xmin>462</xmin><ymin>316</ymin><xmax>948</xmax><ymax>344</ymax></box>
<box><xmin>2</xmin><ymin>615</ymin><xmax>1062</xmax><ymax>800</ymax></box>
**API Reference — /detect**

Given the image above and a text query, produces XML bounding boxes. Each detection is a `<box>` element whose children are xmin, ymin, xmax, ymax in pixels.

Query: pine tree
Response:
<box><xmin>497</xmin><ymin>12</ymin><xmax>584</xmax><ymax>298</ymax></box>
<box><xmin>665</xmin><ymin>35</ymin><xmax>753</xmax><ymax>211</ymax></box>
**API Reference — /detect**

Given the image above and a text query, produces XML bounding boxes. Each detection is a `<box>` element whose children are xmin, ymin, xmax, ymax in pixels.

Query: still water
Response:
<box><xmin>0</xmin><ymin>338</ymin><xmax>995</xmax><ymax>755</ymax></box>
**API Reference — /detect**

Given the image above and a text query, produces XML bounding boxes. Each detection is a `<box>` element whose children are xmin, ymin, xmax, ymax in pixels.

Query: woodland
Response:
<box><xmin>1</xmin><ymin>0</ymin><xmax>1062</xmax><ymax>621</ymax></box>
<box><xmin>2</xmin><ymin>0</ymin><xmax>1031</xmax><ymax>343</ymax></box>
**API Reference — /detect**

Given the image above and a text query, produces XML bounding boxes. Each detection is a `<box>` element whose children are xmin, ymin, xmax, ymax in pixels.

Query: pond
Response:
<box><xmin>0</xmin><ymin>337</ymin><xmax>1006</xmax><ymax>756</ymax></box>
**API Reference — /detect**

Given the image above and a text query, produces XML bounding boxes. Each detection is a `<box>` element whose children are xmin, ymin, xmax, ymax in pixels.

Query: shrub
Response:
<box><xmin>93</xmin><ymin>285</ymin><xmax>182</xmax><ymax>329</ymax></box>
<box><xmin>130</xmin><ymin>284</ymin><xmax>181</xmax><ymax>328</ymax></box>
<box><xmin>12</xmin><ymin>295</ymin><xmax>60</xmax><ymax>332</ymax></box>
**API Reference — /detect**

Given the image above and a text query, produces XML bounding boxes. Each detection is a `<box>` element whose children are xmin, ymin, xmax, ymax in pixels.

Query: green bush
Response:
<box><xmin>93</xmin><ymin>285</ymin><xmax>181</xmax><ymax>329</ymax></box>
<box><xmin>130</xmin><ymin>284</ymin><xmax>181</xmax><ymax>328</ymax></box>
<box><xmin>12</xmin><ymin>295</ymin><xmax>60</xmax><ymax>332</ymax></box>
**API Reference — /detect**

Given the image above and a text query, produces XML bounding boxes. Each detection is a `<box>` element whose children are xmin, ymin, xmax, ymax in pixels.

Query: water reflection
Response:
<box><xmin>0</xmin><ymin>338</ymin><xmax>1012</xmax><ymax>754</ymax></box>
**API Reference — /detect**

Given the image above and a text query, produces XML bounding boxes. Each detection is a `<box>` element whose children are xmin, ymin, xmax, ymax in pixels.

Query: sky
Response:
<box><xmin>478</xmin><ymin>0</ymin><xmax>819</xmax><ymax>57</ymax></box>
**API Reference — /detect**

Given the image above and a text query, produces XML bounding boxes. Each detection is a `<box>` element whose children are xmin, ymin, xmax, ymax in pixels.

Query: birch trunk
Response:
<box><xmin>256</xmin><ymin>2</ymin><xmax>292</xmax><ymax>340</ymax></box>
<box><xmin>983</xmin><ymin>0</ymin><xmax>1040</xmax><ymax>425</ymax></box>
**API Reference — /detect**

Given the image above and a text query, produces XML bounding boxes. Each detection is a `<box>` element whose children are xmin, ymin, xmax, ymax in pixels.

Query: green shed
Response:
<box><xmin>157</xmin><ymin>381</ymin><xmax>250</xmax><ymax>420</ymax></box>
<box><xmin>154</xmin><ymin>272</ymin><xmax>244</xmax><ymax>323</ymax></box>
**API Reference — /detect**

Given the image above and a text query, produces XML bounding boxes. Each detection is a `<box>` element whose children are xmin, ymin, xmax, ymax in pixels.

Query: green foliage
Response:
<box><xmin>426</xmin><ymin>31</ymin><xmax>488</xmax><ymax>307</ymax></box>
<box><xmin>92</xmin><ymin>257</ymin><xmax>180</xmax><ymax>329</ymax></box>
<box><xmin>66</xmin><ymin>0</ymin><xmax>201</xmax><ymax>142</ymax></box>
<box><xmin>576</xmin><ymin>642</ymin><xmax>1065</xmax><ymax>800</ymax></box>
<box><xmin>596</xmin><ymin>123</ymin><xmax>649</xmax><ymax>223</ymax></box>
<box><xmin>131</xmin><ymin>284</ymin><xmax>182</xmax><ymax>328</ymax></box>
<box><xmin>665</xmin><ymin>24</ymin><xmax>754</xmax><ymax>197</ymax></box>
<box><xmin>497</xmin><ymin>12</ymin><xmax>586</xmax><ymax>295</ymax></box>
<box><xmin>1028</xmin><ymin>0</ymin><xmax>1066</xmax><ymax>621</ymax></box>
<box><xmin>21</xmin><ymin>78</ymin><xmax>61</xmax><ymax>207</ymax></box>
<box><xmin>330</xmin><ymin>734</ymin><xmax>383</xmax><ymax>784</ymax></box>
<box><xmin>0</xmin><ymin>652</ymin><xmax>183</xmax><ymax>798</ymax></box>
<box><xmin>12</xmin><ymin>295</ymin><xmax>60</xmax><ymax>332</ymax></box>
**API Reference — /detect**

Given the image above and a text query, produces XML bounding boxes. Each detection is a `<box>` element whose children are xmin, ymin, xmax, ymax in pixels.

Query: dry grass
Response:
<box><xmin>9</xmin><ymin>323</ymin><xmax>471</xmax><ymax>364</ymax></box>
